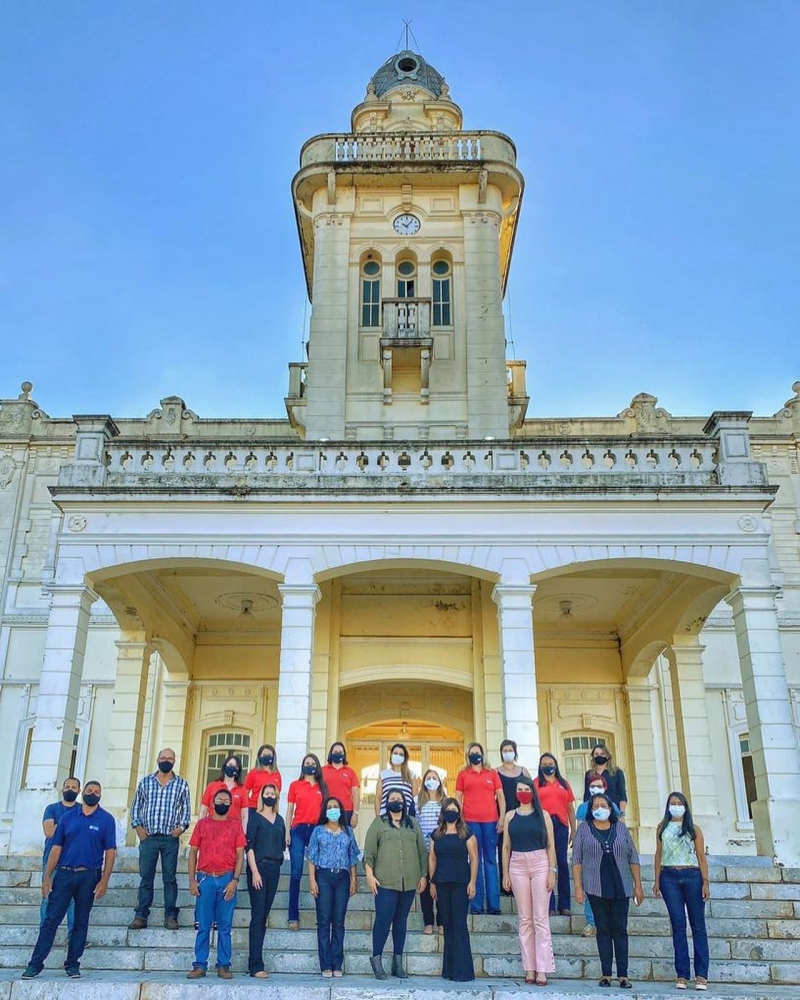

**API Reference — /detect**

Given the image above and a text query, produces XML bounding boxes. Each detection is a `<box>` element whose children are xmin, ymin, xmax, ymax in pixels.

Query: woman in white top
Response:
<box><xmin>375</xmin><ymin>743</ymin><xmax>420</xmax><ymax>817</ymax></box>
<box><xmin>416</xmin><ymin>769</ymin><xmax>446</xmax><ymax>933</ymax></box>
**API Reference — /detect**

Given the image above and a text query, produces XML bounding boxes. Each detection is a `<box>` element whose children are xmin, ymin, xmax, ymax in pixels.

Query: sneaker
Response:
<box><xmin>217</xmin><ymin>966</ymin><xmax>233</xmax><ymax>980</ymax></box>
<box><xmin>695</xmin><ymin>980</ymin><xmax>708</xmax><ymax>992</ymax></box>
<box><xmin>128</xmin><ymin>916</ymin><xmax>148</xmax><ymax>930</ymax></box>
<box><xmin>65</xmin><ymin>968</ymin><xmax>81</xmax><ymax>979</ymax></box>
<box><xmin>164</xmin><ymin>916</ymin><xmax>179</xmax><ymax>930</ymax></box>
<box><xmin>186</xmin><ymin>968</ymin><xmax>207</xmax><ymax>979</ymax></box>
<box><xmin>21</xmin><ymin>967</ymin><xmax>41</xmax><ymax>980</ymax></box>
<box><xmin>582</xmin><ymin>924</ymin><xmax>596</xmax><ymax>937</ymax></box>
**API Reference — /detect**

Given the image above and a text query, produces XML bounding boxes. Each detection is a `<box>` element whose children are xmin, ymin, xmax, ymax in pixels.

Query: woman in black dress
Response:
<box><xmin>245</xmin><ymin>783</ymin><xmax>286</xmax><ymax>977</ymax></box>
<box><xmin>428</xmin><ymin>796</ymin><xmax>478</xmax><ymax>982</ymax></box>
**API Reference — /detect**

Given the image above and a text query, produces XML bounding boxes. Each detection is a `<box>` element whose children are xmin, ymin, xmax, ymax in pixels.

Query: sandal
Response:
<box><xmin>535</xmin><ymin>973</ymin><xmax>548</xmax><ymax>986</ymax></box>
<box><xmin>525</xmin><ymin>972</ymin><xmax>537</xmax><ymax>984</ymax></box>
<box><xmin>250</xmin><ymin>971</ymin><xmax>268</xmax><ymax>979</ymax></box>
<box><xmin>287</xmin><ymin>920</ymin><xmax>300</xmax><ymax>931</ymax></box>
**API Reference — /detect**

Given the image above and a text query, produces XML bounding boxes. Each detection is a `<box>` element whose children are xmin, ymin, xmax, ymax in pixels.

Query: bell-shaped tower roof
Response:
<box><xmin>369</xmin><ymin>49</ymin><xmax>446</xmax><ymax>100</ymax></box>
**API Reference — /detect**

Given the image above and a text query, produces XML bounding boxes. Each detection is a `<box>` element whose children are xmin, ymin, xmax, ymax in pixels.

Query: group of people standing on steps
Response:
<box><xmin>22</xmin><ymin>739</ymin><xmax>711</xmax><ymax>992</ymax></box>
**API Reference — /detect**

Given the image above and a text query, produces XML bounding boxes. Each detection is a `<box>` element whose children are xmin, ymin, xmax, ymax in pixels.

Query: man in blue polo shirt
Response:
<box><xmin>40</xmin><ymin>776</ymin><xmax>82</xmax><ymax>934</ymax></box>
<box><xmin>22</xmin><ymin>780</ymin><xmax>116</xmax><ymax>980</ymax></box>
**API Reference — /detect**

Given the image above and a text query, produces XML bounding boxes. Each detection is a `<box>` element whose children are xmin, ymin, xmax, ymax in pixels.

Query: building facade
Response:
<box><xmin>2</xmin><ymin>50</ymin><xmax>799</xmax><ymax>863</ymax></box>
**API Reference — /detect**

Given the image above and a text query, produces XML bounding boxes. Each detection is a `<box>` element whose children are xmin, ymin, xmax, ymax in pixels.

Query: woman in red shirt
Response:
<box><xmin>200</xmin><ymin>754</ymin><xmax>249</xmax><ymax>832</ymax></box>
<box><xmin>536</xmin><ymin>752</ymin><xmax>576</xmax><ymax>915</ymax></box>
<box><xmin>321</xmin><ymin>742</ymin><xmax>361</xmax><ymax>828</ymax></box>
<box><xmin>285</xmin><ymin>753</ymin><xmax>326</xmax><ymax>929</ymax></box>
<box><xmin>244</xmin><ymin>744</ymin><xmax>283</xmax><ymax>809</ymax></box>
<box><xmin>454</xmin><ymin>742</ymin><xmax>505</xmax><ymax>915</ymax></box>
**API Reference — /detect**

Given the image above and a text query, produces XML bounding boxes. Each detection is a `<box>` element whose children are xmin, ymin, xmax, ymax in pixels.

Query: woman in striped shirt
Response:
<box><xmin>374</xmin><ymin>743</ymin><xmax>419</xmax><ymax>818</ymax></box>
<box><xmin>416</xmin><ymin>769</ymin><xmax>446</xmax><ymax>934</ymax></box>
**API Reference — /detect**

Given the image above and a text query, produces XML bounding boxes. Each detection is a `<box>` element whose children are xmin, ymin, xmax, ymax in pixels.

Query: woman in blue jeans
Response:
<box><xmin>285</xmin><ymin>754</ymin><xmax>326</xmax><ymax>929</ymax></box>
<box><xmin>307</xmin><ymin>797</ymin><xmax>360</xmax><ymax>977</ymax></box>
<box><xmin>653</xmin><ymin>792</ymin><xmax>710</xmax><ymax>991</ymax></box>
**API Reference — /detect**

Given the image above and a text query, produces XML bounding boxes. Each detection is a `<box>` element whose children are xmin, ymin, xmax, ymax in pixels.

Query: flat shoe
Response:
<box><xmin>251</xmin><ymin>971</ymin><xmax>268</xmax><ymax>979</ymax></box>
<box><xmin>332</xmin><ymin>971</ymin><xmax>343</xmax><ymax>978</ymax></box>
<box><xmin>695</xmin><ymin>981</ymin><xmax>708</xmax><ymax>992</ymax></box>
<box><xmin>676</xmin><ymin>980</ymin><xmax>688</xmax><ymax>990</ymax></box>
<box><xmin>619</xmin><ymin>979</ymin><xmax>633</xmax><ymax>990</ymax></box>
<box><xmin>599</xmin><ymin>979</ymin><xmax>611</xmax><ymax>988</ymax></box>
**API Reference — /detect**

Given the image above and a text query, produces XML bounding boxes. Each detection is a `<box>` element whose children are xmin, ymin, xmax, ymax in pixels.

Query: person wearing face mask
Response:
<box><xmin>416</xmin><ymin>768</ymin><xmax>446</xmax><ymax>933</ymax></box>
<box><xmin>501</xmin><ymin>777</ymin><xmax>556</xmax><ymax>986</ymax></box>
<box><xmin>322</xmin><ymin>742</ymin><xmax>361</xmax><ymax>828</ymax></box>
<box><xmin>306</xmin><ymin>796</ymin><xmax>360</xmax><ymax>977</ymax></box>
<box><xmin>244</xmin><ymin>744</ymin><xmax>283</xmax><ymax>810</ymax></box>
<box><xmin>363</xmin><ymin>790</ymin><xmax>428</xmax><ymax>979</ymax></box>
<box><xmin>575</xmin><ymin>774</ymin><xmax>621</xmax><ymax>936</ymax></box>
<box><xmin>128</xmin><ymin>749</ymin><xmax>191</xmax><ymax>931</ymax></box>
<box><xmin>187</xmin><ymin>788</ymin><xmax>247</xmax><ymax>980</ymax></box>
<box><xmin>536</xmin><ymin>752</ymin><xmax>576</xmax><ymax>917</ymax></box>
<box><xmin>39</xmin><ymin>776</ymin><xmax>81</xmax><ymax>937</ymax></box>
<box><xmin>572</xmin><ymin>792</ymin><xmax>643</xmax><ymax>990</ymax></box>
<box><xmin>244</xmin><ymin>783</ymin><xmax>285</xmax><ymax>978</ymax></box>
<box><xmin>584</xmin><ymin>745</ymin><xmax>628</xmax><ymax>820</ymax></box>
<box><xmin>455</xmin><ymin>742</ymin><xmax>505</xmax><ymax>915</ymax></box>
<box><xmin>653</xmin><ymin>793</ymin><xmax>710</xmax><ymax>991</ymax></box>
<box><xmin>200</xmin><ymin>754</ymin><xmax>249</xmax><ymax>832</ymax></box>
<box><xmin>428</xmin><ymin>797</ymin><xmax>477</xmax><ymax>981</ymax></box>
<box><xmin>376</xmin><ymin>743</ymin><xmax>419</xmax><ymax>817</ymax></box>
<box><xmin>496</xmin><ymin>740</ymin><xmax>531</xmax><ymax>896</ymax></box>
<box><xmin>23</xmin><ymin>781</ymin><xmax>116</xmax><ymax>981</ymax></box>
<box><xmin>285</xmin><ymin>753</ymin><xmax>326</xmax><ymax>930</ymax></box>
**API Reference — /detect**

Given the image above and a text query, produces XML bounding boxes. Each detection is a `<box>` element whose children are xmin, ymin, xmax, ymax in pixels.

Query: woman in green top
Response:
<box><xmin>363</xmin><ymin>788</ymin><xmax>427</xmax><ymax>980</ymax></box>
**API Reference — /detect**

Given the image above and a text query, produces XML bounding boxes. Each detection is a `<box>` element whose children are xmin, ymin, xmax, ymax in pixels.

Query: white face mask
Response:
<box><xmin>424</xmin><ymin>778</ymin><xmax>440</xmax><ymax>791</ymax></box>
<box><xmin>669</xmin><ymin>804</ymin><xmax>686</xmax><ymax>818</ymax></box>
<box><xmin>588</xmin><ymin>787</ymin><xmax>605</xmax><ymax>797</ymax></box>
<box><xmin>592</xmin><ymin>808</ymin><xmax>611</xmax><ymax>821</ymax></box>
<box><xmin>391</xmin><ymin>753</ymin><xmax>405</xmax><ymax>767</ymax></box>
<box><xmin>501</xmin><ymin>751</ymin><xmax>516</xmax><ymax>763</ymax></box>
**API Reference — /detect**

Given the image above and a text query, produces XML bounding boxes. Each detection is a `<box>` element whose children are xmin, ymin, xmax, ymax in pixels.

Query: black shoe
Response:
<box><xmin>65</xmin><ymin>968</ymin><xmax>81</xmax><ymax>979</ymax></box>
<box><xmin>21</xmin><ymin>967</ymin><xmax>41</xmax><ymax>980</ymax></box>
<box><xmin>369</xmin><ymin>956</ymin><xmax>387</xmax><ymax>981</ymax></box>
<box><xmin>619</xmin><ymin>979</ymin><xmax>633</xmax><ymax>989</ymax></box>
<box><xmin>599</xmin><ymin>978</ymin><xmax>611</xmax><ymax>988</ymax></box>
<box><xmin>487</xmin><ymin>907</ymin><xmax>502</xmax><ymax>915</ymax></box>
<box><xmin>391</xmin><ymin>954</ymin><xmax>409</xmax><ymax>979</ymax></box>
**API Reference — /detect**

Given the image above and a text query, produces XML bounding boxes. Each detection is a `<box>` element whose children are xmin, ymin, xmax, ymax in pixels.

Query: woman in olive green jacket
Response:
<box><xmin>363</xmin><ymin>788</ymin><xmax>428</xmax><ymax>980</ymax></box>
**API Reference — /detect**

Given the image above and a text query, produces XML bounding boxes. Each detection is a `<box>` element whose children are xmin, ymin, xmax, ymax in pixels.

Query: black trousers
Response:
<box><xmin>419</xmin><ymin>879</ymin><xmax>439</xmax><ymax>927</ymax></box>
<box><xmin>436</xmin><ymin>881</ymin><xmax>475</xmax><ymax>982</ymax></box>
<box><xmin>246</xmin><ymin>859</ymin><xmax>281</xmax><ymax>974</ymax></box>
<box><xmin>588</xmin><ymin>894</ymin><xmax>629</xmax><ymax>979</ymax></box>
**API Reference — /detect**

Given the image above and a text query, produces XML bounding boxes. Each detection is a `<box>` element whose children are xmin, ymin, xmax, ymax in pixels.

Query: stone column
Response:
<box><xmin>665</xmin><ymin>637</ymin><xmax>726</xmax><ymax>849</ymax></box>
<box><xmin>624</xmin><ymin>678</ymin><xmax>673</xmax><ymax>846</ymax></box>
<box><xmin>275</xmin><ymin>561</ymin><xmax>321</xmax><ymax>786</ymax></box>
<box><xmin>160</xmin><ymin>676</ymin><xmax>191</xmax><ymax>774</ymax></box>
<box><xmin>492</xmin><ymin>580</ymin><xmax>539</xmax><ymax>769</ymax></box>
<box><xmin>10</xmin><ymin>585</ymin><xmax>95</xmax><ymax>852</ymax></box>
<box><xmin>103</xmin><ymin>634</ymin><xmax>153</xmax><ymax>833</ymax></box>
<box><xmin>726</xmin><ymin>583</ymin><xmax>800</xmax><ymax>864</ymax></box>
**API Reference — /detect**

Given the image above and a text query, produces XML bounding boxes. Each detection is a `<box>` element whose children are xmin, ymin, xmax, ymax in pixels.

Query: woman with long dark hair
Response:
<box><xmin>496</xmin><ymin>739</ymin><xmax>531</xmax><ymax>896</ymax></box>
<box><xmin>536</xmin><ymin>752</ymin><xmax>576</xmax><ymax>915</ymax></box>
<box><xmin>501</xmin><ymin>776</ymin><xmax>556</xmax><ymax>986</ymax></box>
<box><xmin>244</xmin><ymin>744</ymin><xmax>282</xmax><ymax>810</ymax></box>
<box><xmin>306</xmin><ymin>796</ymin><xmax>360</xmax><ymax>977</ymax></box>
<box><xmin>245</xmin><ymin>783</ymin><xmax>285</xmax><ymax>977</ymax></box>
<box><xmin>375</xmin><ymin>743</ymin><xmax>419</xmax><ymax>817</ymax></box>
<box><xmin>429</xmin><ymin>797</ymin><xmax>477</xmax><ymax>981</ymax></box>
<box><xmin>199</xmin><ymin>754</ymin><xmax>249</xmax><ymax>830</ymax></box>
<box><xmin>455</xmin><ymin>742</ymin><xmax>505</xmax><ymax>915</ymax></box>
<box><xmin>583</xmin><ymin>744</ymin><xmax>627</xmax><ymax>819</ymax></box>
<box><xmin>653</xmin><ymin>792</ymin><xmax>710</xmax><ymax>990</ymax></box>
<box><xmin>285</xmin><ymin>753</ymin><xmax>326</xmax><ymax>930</ymax></box>
<box><xmin>321</xmin><ymin>742</ymin><xmax>361</xmax><ymax>828</ymax></box>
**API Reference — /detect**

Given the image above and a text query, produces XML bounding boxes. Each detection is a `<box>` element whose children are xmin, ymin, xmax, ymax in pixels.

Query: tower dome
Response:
<box><xmin>368</xmin><ymin>49</ymin><xmax>447</xmax><ymax>100</ymax></box>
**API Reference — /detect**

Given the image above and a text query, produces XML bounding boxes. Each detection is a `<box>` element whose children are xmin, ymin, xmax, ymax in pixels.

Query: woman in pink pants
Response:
<box><xmin>502</xmin><ymin>776</ymin><xmax>557</xmax><ymax>986</ymax></box>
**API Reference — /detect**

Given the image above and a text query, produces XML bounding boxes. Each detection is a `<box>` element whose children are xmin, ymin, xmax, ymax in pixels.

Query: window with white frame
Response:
<box><xmin>562</xmin><ymin>734</ymin><xmax>612</xmax><ymax>797</ymax></box>
<box><xmin>396</xmin><ymin>259</ymin><xmax>416</xmax><ymax>298</ymax></box>
<box><xmin>361</xmin><ymin>259</ymin><xmax>381</xmax><ymax>326</ymax></box>
<box><xmin>204</xmin><ymin>731</ymin><xmax>251</xmax><ymax>788</ymax></box>
<box><xmin>738</xmin><ymin>733</ymin><xmax>757</xmax><ymax>820</ymax></box>
<box><xmin>431</xmin><ymin>258</ymin><xmax>452</xmax><ymax>325</ymax></box>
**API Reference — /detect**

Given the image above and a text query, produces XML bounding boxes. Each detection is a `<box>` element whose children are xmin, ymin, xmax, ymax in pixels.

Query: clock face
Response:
<box><xmin>393</xmin><ymin>213</ymin><xmax>421</xmax><ymax>236</ymax></box>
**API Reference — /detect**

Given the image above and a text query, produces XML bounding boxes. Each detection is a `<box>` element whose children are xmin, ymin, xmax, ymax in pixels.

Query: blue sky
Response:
<box><xmin>1</xmin><ymin>1</ymin><xmax>797</xmax><ymax>422</ymax></box>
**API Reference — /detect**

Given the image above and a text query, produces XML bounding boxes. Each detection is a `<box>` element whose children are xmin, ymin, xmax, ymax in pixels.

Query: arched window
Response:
<box><xmin>361</xmin><ymin>258</ymin><xmax>381</xmax><ymax>327</ymax></box>
<box><xmin>396</xmin><ymin>258</ymin><xmax>416</xmax><ymax>298</ymax></box>
<box><xmin>562</xmin><ymin>733</ymin><xmax>612</xmax><ymax>796</ymax></box>
<box><xmin>431</xmin><ymin>258</ymin><xmax>452</xmax><ymax>326</ymax></box>
<box><xmin>204</xmin><ymin>731</ymin><xmax>251</xmax><ymax>788</ymax></box>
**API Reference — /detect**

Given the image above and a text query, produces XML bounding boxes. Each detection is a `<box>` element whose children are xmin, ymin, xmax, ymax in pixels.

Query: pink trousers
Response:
<box><xmin>509</xmin><ymin>849</ymin><xmax>555</xmax><ymax>974</ymax></box>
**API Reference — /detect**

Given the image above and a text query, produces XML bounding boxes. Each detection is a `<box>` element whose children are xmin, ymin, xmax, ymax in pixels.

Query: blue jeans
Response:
<box><xmin>192</xmin><ymin>872</ymin><xmax>237</xmax><ymax>970</ymax></box>
<box><xmin>469</xmin><ymin>821</ymin><xmax>500</xmax><ymax>913</ymax></box>
<box><xmin>660</xmin><ymin>867</ymin><xmax>709</xmax><ymax>981</ymax></box>
<box><xmin>372</xmin><ymin>886</ymin><xmax>416</xmax><ymax>957</ymax></box>
<box><xmin>314</xmin><ymin>869</ymin><xmax>350</xmax><ymax>972</ymax></box>
<box><xmin>29</xmin><ymin>867</ymin><xmax>100</xmax><ymax>973</ymax></box>
<box><xmin>288</xmin><ymin>823</ymin><xmax>315</xmax><ymax>923</ymax></box>
<box><xmin>584</xmin><ymin>896</ymin><xmax>595</xmax><ymax>926</ymax></box>
<box><xmin>40</xmin><ymin>858</ymin><xmax>74</xmax><ymax>935</ymax></box>
<box><xmin>548</xmin><ymin>816</ymin><xmax>571</xmax><ymax>912</ymax></box>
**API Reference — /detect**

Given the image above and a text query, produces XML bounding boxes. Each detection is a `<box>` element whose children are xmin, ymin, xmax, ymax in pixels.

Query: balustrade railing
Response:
<box><xmin>383</xmin><ymin>299</ymin><xmax>431</xmax><ymax>340</ymax></box>
<box><xmin>299</xmin><ymin>131</ymin><xmax>518</xmax><ymax>169</ymax></box>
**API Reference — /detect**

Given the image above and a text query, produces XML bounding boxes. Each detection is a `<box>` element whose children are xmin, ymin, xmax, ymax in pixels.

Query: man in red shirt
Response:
<box><xmin>187</xmin><ymin>788</ymin><xmax>246</xmax><ymax>980</ymax></box>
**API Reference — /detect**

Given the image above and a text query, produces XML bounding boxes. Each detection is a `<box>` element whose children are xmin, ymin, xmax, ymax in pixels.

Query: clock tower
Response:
<box><xmin>287</xmin><ymin>49</ymin><xmax>526</xmax><ymax>441</ymax></box>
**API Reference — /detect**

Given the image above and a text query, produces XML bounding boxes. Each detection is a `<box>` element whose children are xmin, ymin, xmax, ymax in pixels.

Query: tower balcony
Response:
<box><xmin>299</xmin><ymin>130</ymin><xmax>517</xmax><ymax>169</ymax></box>
<box><xmin>382</xmin><ymin>298</ymin><xmax>432</xmax><ymax>341</ymax></box>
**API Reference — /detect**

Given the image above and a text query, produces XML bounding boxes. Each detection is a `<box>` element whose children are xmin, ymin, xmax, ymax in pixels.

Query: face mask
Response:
<box><xmin>387</xmin><ymin>800</ymin><xmax>404</xmax><ymax>814</ymax></box>
<box><xmin>542</xmin><ymin>766</ymin><xmax>556</xmax><ymax>776</ymax></box>
<box><xmin>468</xmin><ymin>753</ymin><xmax>483</xmax><ymax>765</ymax></box>
<box><xmin>330</xmin><ymin>753</ymin><xmax>345</xmax><ymax>764</ymax></box>
<box><xmin>517</xmin><ymin>790</ymin><xmax>533</xmax><ymax>805</ymax></box>
<box><xmin>214</xmin><ymin>802</ymin><xmax>231</xmax><ymax>816</ymax></box>
<box><xmin>501</xmin><ymin>751</ymin><xmax>516</xmax><ymax>763</ymax></box>
<box><xmin>327</xmin><ymin>808</ymin><xmax>341</xmax><ymax>822</ymax></box>
<box><xmin>443</xmin><ymin>808</ymin><xmax>460</xmax><ymax>824</ymax></box>
<box><xmin>424</xmin><ymin>777</ymin><xmax>440</xmax><ymax>791</ymax></box>
<box><xmin>391</xmin><ymin>753</ymin><xmax>405</xmax><ymax>766</ymax></box>
<box><xmin>262</xmin><ymin>795</ymin><xmax>277</xmax><ymax>808</ymax></box>
<box><xmin>82</xmin><ymin>793</ymin><xmax>100</xmax><ymax>807</ymax></box>
<box><xmin>593</xmin><ymin>807</ymin><xmax>611</xmax><ymax>821</ymax></box>
<box><xmin>669</xmin><ymin>804</ymin><xmax>686</xmax><ymax>818</ymax></box>
<box><xmin>593</xmin><ymin>755</ymin><xmax>609</xmax><ymax>766</ymax></box>
<box><xmin>588</xmin><ymin>787</ymin><xmax>605</xmax><ymax>797</ymax></box>
<box><xmin>62</xmin><ymin>789</ymin><xmax>79</xmax><ymax>803</ymax></box>
<box><xmin>158</xmin><ymin>760</ymin><xmax>174</xmax><ymax>774</ymax></box>
<box><xmin>223</xmin><ymin>764</ymin><xmax>239</xmax><ymax>778</ymax></box>
<box><xmin>303</xmin><ymin>764</ymin><xmax>317</xmax><ymax>776</ymax></box>
<box><xmin>259</xmin><ymin>755</ymin><xmax>273</xmax><ymax>767</ymax></box>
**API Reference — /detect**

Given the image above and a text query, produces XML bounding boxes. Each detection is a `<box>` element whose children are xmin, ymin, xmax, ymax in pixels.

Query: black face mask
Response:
<box><xmin>262</xmin><ymin>796</ymin><xmax>277</xmax><ymax>808</ymax></box>
<box><xmin>214</xmin><ymin>802</ymin><xmax>231</xmax><ymax>815</ymax></box>
<box><xmin>62</xmin><ymin>789</ymin><xmax>79</xmax><ymax>803</ymax></box>
<box><xmin>468</xmin><ymin>753</ymin><xmax>483</xmax><ymax>765</ymax></box>
<box><xmin>387</xmin><ymin>801</ymin><xmax>404</xmax><ymax>814</ymax></box>
<box><xmin>303</xmin><ymin>765</ymin><xmax>317</xmax><ymax>776</ymax></box>
<box><xmin>593</xmin><ymin>755</ymin><xmax>609</xmax><ymax>766</ymax></box>
<box><xmin>259</xmin><ymin>755</ymin><xmax>273</xmax><ymax>767</ymax></box>
<box><xmin>542</xmin><ymin>766</ymin><xmax>556</xmax><ymax>776</ymax></box>
<box><xmin>330</xmin><ymin>752</ymin><xmax>345</xmax><ymax>764</ymax></box>
<box><xmin>443</xmin><ymin>809</ymin><xmax>460</xmax><ymax>824</ymax></box>
<box><xmin>223</xmin><ymin>765</ymin><xmax>240</xmax><ymax>778</ymax></box>
<box><xmin>158</xmin><ymin>760</ymin><xmax>174</xmax><ymax>774</ymax></box>
<box><xmin>82</xmin><ymin>793</ymin><xmax>100</xmax><ymax>807</ymax></box>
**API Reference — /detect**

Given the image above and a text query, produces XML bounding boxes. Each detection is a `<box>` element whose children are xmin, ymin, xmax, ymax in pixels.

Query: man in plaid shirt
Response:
<box><xmin>128</xmin><ymin>748</ymin><xmax>191</xmax><ymax>930</ymax></box>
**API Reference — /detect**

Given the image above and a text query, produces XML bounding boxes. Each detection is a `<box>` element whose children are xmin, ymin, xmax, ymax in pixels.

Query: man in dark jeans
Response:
<box><xmin>22</xmin><ymin>780</ymin><xmax>116</xmax><ymax>980</ymax></box>
<box><xmin>128</xmin><ymin>747</ymin><xmax>191</xmax><ymax>930</ymax></box>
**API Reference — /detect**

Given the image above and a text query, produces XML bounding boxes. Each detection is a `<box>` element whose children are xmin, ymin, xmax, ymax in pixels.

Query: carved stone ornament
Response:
<box><xmin>67</xmin><ymin>515</ymin><xmax>87</xmax><ymax>532</ymax></box>
<box><xmin>0</xmin><ymin>455</ymin><xmax>15</xmax><ymax>490</ymax></box>
<box><xmin>737</xmin><ymin>514</ymin><xmax>759</xmax><ymax>533</ymax></box>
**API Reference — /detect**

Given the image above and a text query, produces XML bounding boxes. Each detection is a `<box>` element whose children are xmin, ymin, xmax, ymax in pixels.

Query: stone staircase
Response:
<box><xmin>0</xmin><ymin>853</ymin><xmax>799</xmax><ymax>987</ymax></box>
